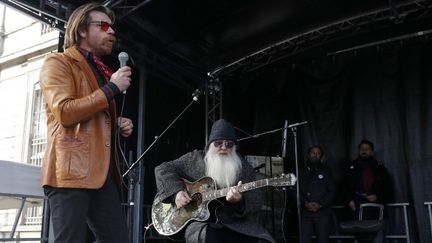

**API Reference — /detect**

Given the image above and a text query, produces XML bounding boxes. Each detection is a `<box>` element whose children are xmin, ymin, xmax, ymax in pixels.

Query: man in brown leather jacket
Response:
<box><xmin>39</xmin><ymin>3</ymin><xmax>133</xmax><ymax>242</ymax></box>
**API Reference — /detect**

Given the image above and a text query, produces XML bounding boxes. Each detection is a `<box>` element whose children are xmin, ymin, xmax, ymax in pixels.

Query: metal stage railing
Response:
<box><xmin>328</xmin><ymin>203</ymin><xmax>411</xmax><ymax>243</ymax></box>
<box><xmin>0</xmin><ymin>160</ymin><xmax>47</xmax><ymax>242</ymax></box>
<box><xmin>424</xmin><ymin>201</ymin><xmax>432</xmax><ymax>239</ymax></box>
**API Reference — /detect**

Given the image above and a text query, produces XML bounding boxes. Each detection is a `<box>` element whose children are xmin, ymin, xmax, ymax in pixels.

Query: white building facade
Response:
<box><xmin>0</xmin><ymin>2</ymin><xmax>58</xmax><ymax>241</ymax></box>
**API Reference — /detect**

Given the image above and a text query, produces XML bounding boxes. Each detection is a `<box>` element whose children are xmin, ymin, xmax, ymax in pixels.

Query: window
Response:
<box><xmin>24</xmin><ymin>205</ymin><xmax>43</xmax><ymax>226</ymax></box>
<box><xmin>41</xmin><ymin>23</ymin><xmax>53</xmax><ymax>35</ymax></box>
<box><xmin>28</xmin><ymin>83</ymin><xmax>46</xmax><ymax>167</ymax></box>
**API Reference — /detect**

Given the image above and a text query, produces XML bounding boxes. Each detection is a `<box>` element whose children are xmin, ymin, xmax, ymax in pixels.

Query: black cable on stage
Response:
<box><xmin>281</xmin><ymin>188</ymin><xmax>288</xmax><ymax>243</ymax></box>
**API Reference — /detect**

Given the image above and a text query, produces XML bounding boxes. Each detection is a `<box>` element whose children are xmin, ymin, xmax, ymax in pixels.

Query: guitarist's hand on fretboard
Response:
<box><xmin>226</xmin><ymin>181</ymin><xmax>243</xmax><ymax>204</ymax></box>
<box><xmin>175</xmin><ymin>190</ymin><xmax>192</xmax><ymax>208</ymax></box>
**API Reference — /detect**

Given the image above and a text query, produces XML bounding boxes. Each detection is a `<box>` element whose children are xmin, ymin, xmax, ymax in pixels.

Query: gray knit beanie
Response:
<box><xmin>207</xmin><ymin>119</ymin><xmax>237</xmax><ymax>146</ymax></box>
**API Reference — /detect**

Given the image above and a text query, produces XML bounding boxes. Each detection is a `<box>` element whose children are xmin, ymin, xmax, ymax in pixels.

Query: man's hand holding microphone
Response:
<box><xmin>110</xmin><ymin>52</ymin><xmax>131</xmax><ymax>94</ymax></box>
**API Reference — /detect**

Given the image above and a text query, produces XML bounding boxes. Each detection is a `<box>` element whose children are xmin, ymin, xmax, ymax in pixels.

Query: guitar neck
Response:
<box><xmin>202</xmin><ymin>178</ymin><xmax>270</xmax><ymax>201</ymax></box>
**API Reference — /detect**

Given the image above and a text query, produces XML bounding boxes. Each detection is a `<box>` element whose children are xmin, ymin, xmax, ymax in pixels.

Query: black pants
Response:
<box><xmin>201</xmin><ymin>225</ymin><xmax>269</xmax><ymax>243</ymax></box>
<box><xmin>301</xmin><ymin>213</ymin><xmax>331</xmax><ymax>243</ymax></box>
<box><xmin>44</xmin><ymin>175</ymin><xmax>128</xmax><ymax>243</ymax></box>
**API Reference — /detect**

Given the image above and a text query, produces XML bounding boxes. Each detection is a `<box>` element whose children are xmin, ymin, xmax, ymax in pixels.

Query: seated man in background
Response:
<box><xmin>154</xmin><ymin>119</ymin><xmax>275</xmax><ymax>243</ymax></box>
<box><xmin>343</xmin><ymin>139</ymin><xmax>392</xmax><ymax>243</ymax></box>
<box><xmin>299</xmin><ymin>146</ymin><xmax>335</xmax><ymax>243</ymax></box>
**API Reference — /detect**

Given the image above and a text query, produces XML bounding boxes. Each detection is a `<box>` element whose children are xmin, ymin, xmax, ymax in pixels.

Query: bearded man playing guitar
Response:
<box><xmin>154</xmin><ymin>119</ymin><xmax>276</xmax><ymax>243</ymax></box>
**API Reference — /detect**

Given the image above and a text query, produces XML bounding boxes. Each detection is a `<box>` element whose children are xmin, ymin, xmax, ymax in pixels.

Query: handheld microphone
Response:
<box><xmin>118</xmin><ymin>52</ymin><xmax>129</xmax><ymax>94</ymax></box>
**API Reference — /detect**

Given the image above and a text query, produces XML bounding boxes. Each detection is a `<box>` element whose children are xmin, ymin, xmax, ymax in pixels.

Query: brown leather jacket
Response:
<box><xmin>40</xmin><ymin>46</ymin><xmax>117</xmax><ymax>189</ymax></box>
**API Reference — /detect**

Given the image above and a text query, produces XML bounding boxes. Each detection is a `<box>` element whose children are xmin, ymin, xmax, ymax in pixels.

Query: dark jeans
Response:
<box><xmin>301</xmin><ymin>212</ymin><xmax>331</xmax><ymax>243</ymax></box>
<box><xmin>44</xmin><ymin>175</ymin><xmax>128</xmax><ymax>243</ymax></box>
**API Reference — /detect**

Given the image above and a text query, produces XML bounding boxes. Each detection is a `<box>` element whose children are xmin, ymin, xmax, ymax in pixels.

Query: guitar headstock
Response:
<box><xmin>268</xmin><ymin>173</ymin><xmax>297</xmax><ymax>187</ymax></box>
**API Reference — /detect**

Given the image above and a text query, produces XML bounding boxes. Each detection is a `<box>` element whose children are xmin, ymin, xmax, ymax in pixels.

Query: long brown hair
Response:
<box><xmin>64</xmin><ymin>3</ymin><xmax>115</xmax><ymax>49</ymax></box>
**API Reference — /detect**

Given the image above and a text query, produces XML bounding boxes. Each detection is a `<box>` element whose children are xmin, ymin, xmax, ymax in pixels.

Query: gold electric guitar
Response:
<box><xmin>151</xmin><ymin>174</ymin><xmax>296</xmax><ymax>236</ymax></box>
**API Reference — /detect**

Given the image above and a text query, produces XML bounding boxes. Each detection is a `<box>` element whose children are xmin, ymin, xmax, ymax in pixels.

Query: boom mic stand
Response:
<box><xmin>122</xmin><ymin>89</ymin><xmax>201</xmax><ymax>242</ymax></box>
<box><xmin>237</xmin><ymin>128</ymin><xmax>284</xmax><ymax>142</ymax></box>
<box><xmin>122</xmin><ymin>89</ymin><xmax>201</xmax><ymax>178</ymax></box>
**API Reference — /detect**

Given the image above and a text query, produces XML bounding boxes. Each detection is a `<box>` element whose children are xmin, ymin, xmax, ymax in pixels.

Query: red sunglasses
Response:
<box><xmin>89</xmin><ymin>21</ymin><xmax>114</xmax><ymax>32</ymax></box>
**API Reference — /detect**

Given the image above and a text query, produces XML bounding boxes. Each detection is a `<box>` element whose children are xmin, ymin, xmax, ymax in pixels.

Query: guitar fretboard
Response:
<box><xmin>201</xmin><ymin>178</ymin><xmax>271</xmax><ymax>201</ymax></box>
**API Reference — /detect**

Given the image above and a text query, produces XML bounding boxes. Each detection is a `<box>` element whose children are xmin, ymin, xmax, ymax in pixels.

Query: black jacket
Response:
<box><xmin>299</xmin><ymin>162</ymin><xmax>335</xmax><ymax>215</ymax></box>
<box><xmin>343</xmin><ymin>157</ymin><xmax>393</xmax><ymax>206</ymax></box>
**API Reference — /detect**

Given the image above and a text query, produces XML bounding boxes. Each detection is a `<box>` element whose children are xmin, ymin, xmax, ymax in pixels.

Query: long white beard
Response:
<box><xmin>204</xmin><ymin>143</ymin><xmax>242</xmax><ymax>189</ymax></box>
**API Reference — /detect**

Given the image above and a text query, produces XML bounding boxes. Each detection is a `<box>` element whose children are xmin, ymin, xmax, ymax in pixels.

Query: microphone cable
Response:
<box><xmin>115</xmin><ymin>93</ymin><xmax>132</xmax><ymax>190</ymax></box>
<box><xmin>117</xmin><ymin>94</ymin><xmax>130</xmax><ymax>165</ymax></box>
<box><xmin>143</xmin><ymin>223</ymin><xmax>153</xmax><ymax>243</ymax></box>
<box><xmin>281</xmin><ymin>187</ymin><xmax>288</xmax><ymax>243</ymax></box>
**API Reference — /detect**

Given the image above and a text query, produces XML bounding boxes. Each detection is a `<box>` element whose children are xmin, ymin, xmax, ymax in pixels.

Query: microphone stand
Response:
<box><xmin>122</xmin><ymin>89</ymin><xmax>200</xmax><ymax>242</ymax></box>
<box><xmin>288</xmin><ymin>121</ymin><xmax>307</xmax><ymax>243</ymax></box>
<box><xmin>237</xmin><ymin>120</ymin><xmax>307</xmax><ymax>243</ymax></box>
<box><xmin>122</xmin><ymin>89</ymin><xmax>201</xmax><ymax>178</ymax></box>
<box><xmin>126</xmin><ymin>150</ymin><xmax>135</xmax><ymax>243</ymax></box>
<box><xmin>236</xmin><ymin>123</ymin><xmax>285</xmax><ymax>238</ymax></box>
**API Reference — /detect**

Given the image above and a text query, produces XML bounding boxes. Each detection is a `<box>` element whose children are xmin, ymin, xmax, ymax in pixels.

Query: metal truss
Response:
<box><xmin>0</xmin><ymin>0</ymin><xmax>207</xmax><ymax>90</ymax></box>
<box><xmin>209</xmin><ymin>0</ymin><xmax>432</xmax><ymax>78</ymax></box>
<box><xmin>205</xmin><ymin>77</ymin><xmax>222</xmax><ymax>143</ymax></box>
<box><xmin>0</xmin><ymin>0</ymin><xmax>73</xmax><ymax>32</ymax></box>
<box><xmin>103</xmin><ymin>0</ymin><xmax>152</xmax><ymax>20</ymax></box>
<box><xmin>0</xmin><ymin>0</ymin><xmax>149</xmax><ymax>32</ymax></box>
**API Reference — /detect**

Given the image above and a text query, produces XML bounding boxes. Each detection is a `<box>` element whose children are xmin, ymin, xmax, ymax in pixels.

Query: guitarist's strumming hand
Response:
<box><xmin>226</xmin><ymin>181</ymin><xmax>243</xmax><ymax>204</ymax></box>
<box><xmin>175</xmin><ymin>190</ymin><xmax>192</xmax><ymax>208</ymax></box>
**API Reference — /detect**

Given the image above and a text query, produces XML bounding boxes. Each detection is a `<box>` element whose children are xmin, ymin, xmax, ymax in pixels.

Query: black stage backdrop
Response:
<box><xmin>143</xmin><ymin>39</ymin><xmax>432</xmax><ymax>242</ymax></box>
<box><xmin>221</xmin><ymin>39</ymin><xmax>432</xmax><ymax>242</ymax></box>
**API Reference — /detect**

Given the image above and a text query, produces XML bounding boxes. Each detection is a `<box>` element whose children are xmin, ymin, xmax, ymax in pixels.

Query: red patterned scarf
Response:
<box><xmin>92</xmin><ymin>55</ymin><xmax>113</xmax><ymax>79</ymax></box>
<box><xmin>78</xmin><ymin>47</ymin><xmax>113</xmax><ymax>79</ymax></box>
